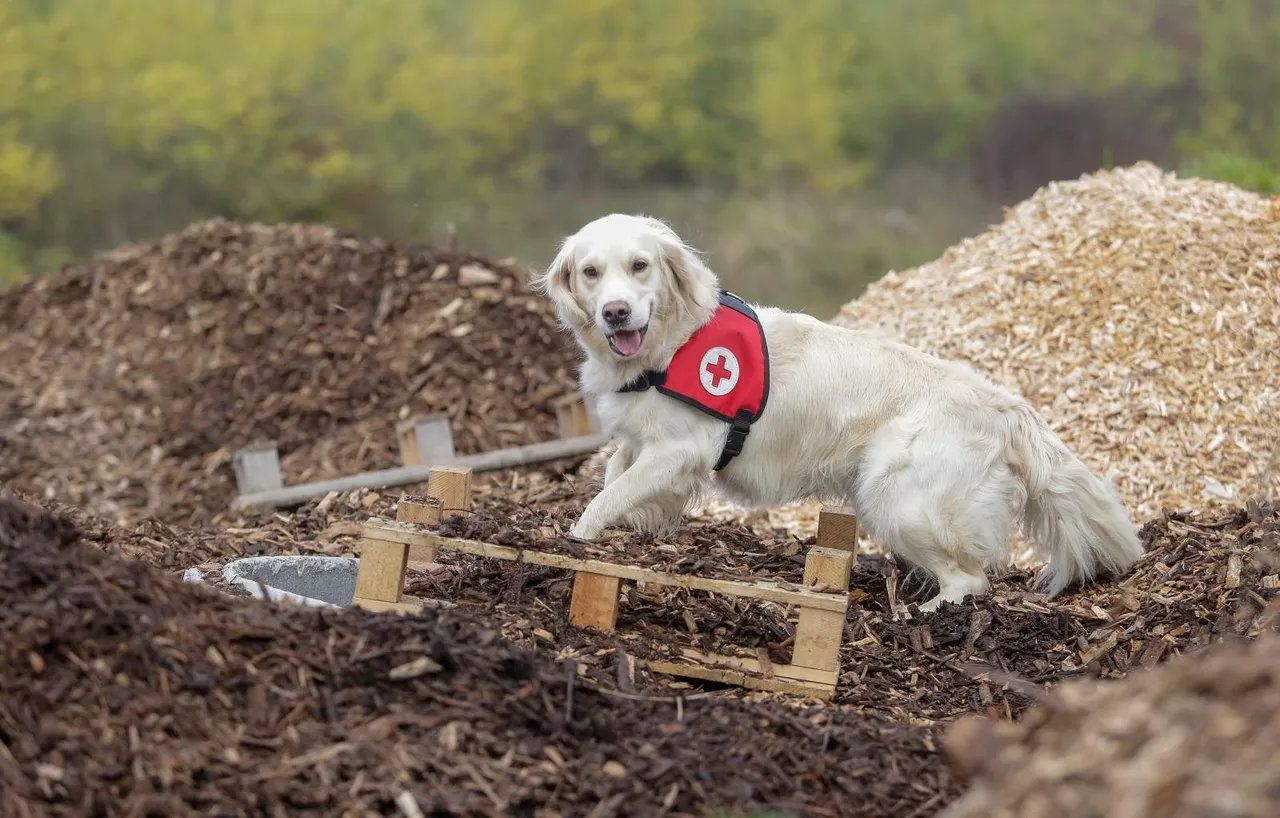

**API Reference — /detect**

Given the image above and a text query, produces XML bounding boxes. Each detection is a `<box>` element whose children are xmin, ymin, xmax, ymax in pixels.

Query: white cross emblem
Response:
<box><xmin>699</xmin><ymin>346</ymin><xmax>740</xmax><ymax>397</ymax></box>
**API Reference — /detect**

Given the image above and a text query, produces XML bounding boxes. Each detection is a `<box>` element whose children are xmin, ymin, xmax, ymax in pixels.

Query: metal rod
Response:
<box><xmin>231</xmin><ymin>432</ymin><xmax>610</xmax><ymax>510</ymax></box>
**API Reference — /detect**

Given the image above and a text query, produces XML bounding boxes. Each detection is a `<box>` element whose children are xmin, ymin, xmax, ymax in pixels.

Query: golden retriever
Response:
<box><xmin>534</xmin><ymin>213</ymin><xmax>1143</xmax><ymax>611</ymax></box>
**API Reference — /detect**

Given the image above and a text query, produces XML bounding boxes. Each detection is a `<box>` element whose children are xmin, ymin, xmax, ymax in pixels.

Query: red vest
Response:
<box><xmin>619</xmin><ymin>290</ymin><xmax>769</xmax><ymax>470</ymax></box>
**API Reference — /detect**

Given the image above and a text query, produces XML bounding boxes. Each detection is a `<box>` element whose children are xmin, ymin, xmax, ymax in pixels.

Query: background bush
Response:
<box><xmin>2</xmin><ymin>0</ymin><xmax>1278</xmax><ymax>310</ymax></box>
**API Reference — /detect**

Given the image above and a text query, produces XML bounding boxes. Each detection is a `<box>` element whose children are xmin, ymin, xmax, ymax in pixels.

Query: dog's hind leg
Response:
<box><xmin>860</xmin><ymin>503</ymin><xmax>992</xmax><ymax>613</ymax></box>
<box><xmin>852</xmin><ymin>417</ymin><xmax>1013</xmax><ymax>612</ymax></box>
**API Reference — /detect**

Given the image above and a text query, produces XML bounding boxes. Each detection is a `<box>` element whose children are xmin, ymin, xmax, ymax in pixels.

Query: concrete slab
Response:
<box><xmin>221</xmin><ymin>556</ymin><xmax>359</xmax><ymax>608</ymax></box>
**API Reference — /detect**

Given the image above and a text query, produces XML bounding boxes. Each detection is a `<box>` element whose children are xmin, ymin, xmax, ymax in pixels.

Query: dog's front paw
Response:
<box><xmin>568</xmin><ymin>520</ymin><xmax>603</xmax><ymax>541</ymax></box>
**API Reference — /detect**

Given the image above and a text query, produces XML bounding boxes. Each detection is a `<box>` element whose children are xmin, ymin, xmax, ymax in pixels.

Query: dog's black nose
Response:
<box><xmin>602</xmin><ymin>301</ymin><xmax>631</xmax><ymax>326</ymax></box>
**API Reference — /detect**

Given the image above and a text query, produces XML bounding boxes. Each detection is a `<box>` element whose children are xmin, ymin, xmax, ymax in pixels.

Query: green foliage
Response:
<box><xmin>0</xmin><ymin>232</ymin><xmax>28</xmax><ymax>286</ymax></box>
<box><xmin>0</xmin><ymin>0</ymin><xmax>1277</xmax><ymax>286</ymax></box>
<box><xmin>1184</xmin><ymin>1</ymin><xmax>1280</xmax><ymax>167</ymax></box>
<box><xmin>1181</xmin><ymin>151</ymin><xmax>1280</xmax><ymax>194</ymax></box>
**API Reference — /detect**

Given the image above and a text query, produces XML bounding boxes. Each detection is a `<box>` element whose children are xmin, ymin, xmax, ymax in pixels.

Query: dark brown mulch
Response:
<box><xmin>435</xmin><ymin>506</ymin><xmax>813</xmax><ymax>583</ymax></box>
<box><xmin>72</xmin><ymin>478</ymin><xmax>1279</xmax><ymax>731</ymax></box>
<box><xmin>0</xmin><ymin>219</ymin><xmax>582</xmax><ymax>527</ymax></box>
<box><xmin>0</xmin><ymin>495</ymin><xmax>957</xmax><ymax>818</ymax></box>
<box><xmin>405</xmin><ymin>497</ymin><xmax>1280</xmax><ymax>725</ymax></box>
<box><xmin>939</xmin><ymin>627</ymin><xmax>1280</xmax><ymax>817</ymax></box>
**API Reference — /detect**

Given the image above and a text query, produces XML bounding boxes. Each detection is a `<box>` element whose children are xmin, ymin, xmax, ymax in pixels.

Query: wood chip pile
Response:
<box><xmin>0</xmin><ymin>219</ymin><xmax>581</xmax><ymax>527</ymax></box>
<box><xmin>835</xmin><ymin>162</ymin><xmax>1280</xmax><ymax>531</ymax></box>
<box><xmin>939</xmin><ymin>631</ymin><xmax>1280</xmax><ymax>818</ymax></box>
<box><xmin>0</xmin><ymin>494</ymin><xmax>955</xmax><ymax>818</ymax></box>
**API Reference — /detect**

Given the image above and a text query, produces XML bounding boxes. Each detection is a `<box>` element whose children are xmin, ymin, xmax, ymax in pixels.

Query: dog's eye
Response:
<box><xmin>631</xmin><ymin>259</ymin><xmax>648</xmax><ymax>272</ymax></box>
<box><xmin>583</xmin><ymin>265</ymin><xmax>598</xmax><ymax>279</ymax></box>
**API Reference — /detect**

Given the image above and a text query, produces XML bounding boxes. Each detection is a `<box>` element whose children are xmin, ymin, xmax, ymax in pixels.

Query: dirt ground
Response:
<box><xmin>1</xmin><ymin>494</ymin><xmax>955</xmax><ymax>818</ymax></box>
<box><xmin>7</xmin><ymin>486</ymin><xmax>1277</xmax><ymax>817</ymax></box>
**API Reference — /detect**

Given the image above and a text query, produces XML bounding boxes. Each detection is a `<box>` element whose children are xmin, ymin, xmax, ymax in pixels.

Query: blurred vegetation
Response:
<box><xmin>1</xmin><ymin>0</ymin><xmax>1278</xmax><ymax>311</ymax></box>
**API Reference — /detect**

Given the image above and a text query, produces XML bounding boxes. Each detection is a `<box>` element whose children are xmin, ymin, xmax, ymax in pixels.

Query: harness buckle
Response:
<box><xmin>713</xmin><ymin>409</ymin><xmax>754</xmax><ymax>471</ymax></box>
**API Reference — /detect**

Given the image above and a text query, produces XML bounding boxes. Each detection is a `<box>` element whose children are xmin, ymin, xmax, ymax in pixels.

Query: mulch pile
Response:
<box><xmin>938</xmin><ymin>633</ymin><xmax>1280</xmax><ymax>818</ymax></box>
<box><xmin>0</xmin><ymin>219</ymin><xmax>582</xmax><ymax>527</ymax></box>
<box><xmin>0</xmin><ymin>494</ymin><xmax>955</xmax><ymax>818</ymax></box>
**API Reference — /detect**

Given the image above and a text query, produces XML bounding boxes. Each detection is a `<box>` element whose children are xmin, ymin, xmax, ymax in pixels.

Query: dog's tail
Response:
<box><xmin>1003</xmin><ymin>403</ymin><xmax>1144</xmax><ymax>596</ymax></box>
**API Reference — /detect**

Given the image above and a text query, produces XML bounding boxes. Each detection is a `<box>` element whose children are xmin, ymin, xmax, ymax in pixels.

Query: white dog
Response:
<box><xmin>533</xmin><ymin>213</ymin><xmax>1143</xmax><ymax>612</ymax></box>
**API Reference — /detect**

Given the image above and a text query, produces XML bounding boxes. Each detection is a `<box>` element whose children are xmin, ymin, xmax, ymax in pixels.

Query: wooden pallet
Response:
<box><xmin>230</xmin><ymin>394</ymin><xmax>606</xmax><ymax>510</ymax></box>
<box><xmin>348</xmin><ymin>465</ymin><xmax>860</xmax><ymax>699</ymax></box>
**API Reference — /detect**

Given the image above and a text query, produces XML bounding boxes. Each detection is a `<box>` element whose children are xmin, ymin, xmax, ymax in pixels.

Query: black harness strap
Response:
<box><xmin>618</xmin><ymin>370</ymin><xmax>666</xmax><ymax>393</ymax></box>
<box><xmin>618</xmin><ymin>374</ymin><xmax>753</xmax><ymax>472</ymax></box>
<box><xmin>713</xmin><ymin>408</ymin><xmax>754</xmax><ymax>471</ymax></box>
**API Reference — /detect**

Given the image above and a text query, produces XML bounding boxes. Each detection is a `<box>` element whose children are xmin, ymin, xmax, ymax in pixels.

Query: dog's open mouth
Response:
<box><xmin>607</xmin><ymin>326</ymin><xmax>648</xmax><ymax>357</ymax></box>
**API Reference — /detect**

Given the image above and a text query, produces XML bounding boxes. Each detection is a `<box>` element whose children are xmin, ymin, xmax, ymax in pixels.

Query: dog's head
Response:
<box><xmin>533</xmin><ymin>214</ymin><xmax>720</xmax><ymax>366</ymax></box>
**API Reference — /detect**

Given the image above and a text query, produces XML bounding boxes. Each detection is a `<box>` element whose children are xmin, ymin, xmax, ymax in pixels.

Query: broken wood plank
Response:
<box><xmin>349</xmin><ymin>597</ymin><xmax>420</xmax><ymax>615</ymax></box>
<box><xmin>674</xmin><ymin>648</ymin><xmax>837</xmax><ymax>686</ymax></box>
<box><xmin>396</xmin><ymin>496</ymin><xmax>441</xmax><ymax>526</ymax></box>
<box><xmin>350</xmin><ymin>595</ymin><xmax>455</xmax><ymax>614</ymax></box>
<box><xmin>643</xmin><ymin>651</ymin><xmax>837</xmax><ymax>699</ymax></box>
<box><xmin>231</xmin><ymin>433</ymin><xmax>610</xmax><ymax>510</ymax></box>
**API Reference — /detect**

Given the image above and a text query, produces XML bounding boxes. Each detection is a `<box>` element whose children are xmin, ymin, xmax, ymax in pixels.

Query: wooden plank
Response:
<box><xmin>231</xmin><ymin>433</ymin><xmax>610</xmax><ymax>510</ymax></box>
<box><xmin>569</xmin><ymin>572</ymin><xmax>622</xmax><ymax>631</ymax></box>
<box><xmin>803</xmin><ymin>546</ymin><xmax>854</xmax><ymax>592</ymax></box>
<box><xmin>674</xmin><ymin>648</ymin><xmax>838</xmax><ymax>686</ymax></box>
<box><xmin>792</xmin><ymin>547</ymin><xmax>852</xmax><ymax>672</ymax></box>
<box><xmin>645</xmin><ymin>659</ymin><xmax>745</xmax><ymax>686</ymax></box>
<box><xmin>361</xmin><ymin>522</ymin><xmax>850</xmax><ymax>613</ymax></box>
<box><xmin>352</xmin><ymin>538</ymin><xmax>410</xmax><ymax>603</ymax></box>
<box><xmin>791</xmin><ymin>608</ymin><xmax>846</xmax><ymax>672</ymax></box>
<box><xmin>350</xmin><ymin>596</ymin><xmax>421</xmax><ymax>615</ymax></box>
<box><xmin>816</xmin><ymin>506</ymin><xmax>858</xmax><ymax>560</ymax></box>
<box><xmin>397</xmin><ymin>496</ymin><xmax>441</xmax><ymax>562</ymax></box>
<box><xmin>426</xmin><ymin>465</ymin><xmax>472</xmax><ymax>519</ymax></box>
<box><xmin>232</xmin><ymin>443</ymin><xmax>283</xmax><ymax>494</ymax></box>
<box><xmin>396</xmin><ymin>496</ymin><xmax>441</xmax><ymax>526</ymax></box>
<box><xmin>743</xmin><ymin>674</ymin><xmax>834</xmax><ymax>699</ymax></box>
<box><xmin>398</xmin><ymin>415</ymin><xmax>455</xmax><ymax>466</ymax></box>
<box><xmin>644</xmin><ymin>658</ymin><xmax>834</xmax><ymax>699</ymax></box>
<box><xmin>350</xmin><ymin>594</ymin><xmax>454</xmax><ymax>613</ymax></box>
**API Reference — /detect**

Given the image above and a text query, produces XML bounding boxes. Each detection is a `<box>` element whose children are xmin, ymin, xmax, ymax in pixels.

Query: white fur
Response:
<box><xmin>533</xmin><ymin>213</ymin><xmax>1144</xmax><ymax>612</ymax></box>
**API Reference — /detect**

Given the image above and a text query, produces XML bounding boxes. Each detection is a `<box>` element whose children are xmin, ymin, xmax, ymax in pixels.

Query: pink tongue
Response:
<box><xmin>612</xmin><ymin>330</ymin><xmax>643</xmax><ymax>356</ymax></box>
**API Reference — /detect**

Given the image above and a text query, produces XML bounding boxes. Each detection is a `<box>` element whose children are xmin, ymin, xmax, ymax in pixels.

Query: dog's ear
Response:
<box><xmin>532</xmin><ymin>237</ymin><xmax>591</xmax><ymax>327</ymax></box>
<box><xmin>644</xmin><ymin>217</ymin><xmax>719</xmax><ymax>317</ymax></box>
